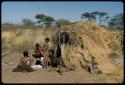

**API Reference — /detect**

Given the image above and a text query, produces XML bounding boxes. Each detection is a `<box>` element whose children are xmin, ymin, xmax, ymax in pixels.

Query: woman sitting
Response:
<box><xmin>13</xmin><ymin>50</ymin><xmax>34</xmax><ymax>72</ymax></box>
<box><xmin>32</xmin><ymin>43</ymin><xmax>44</xmax><ymax>66</ymax></box>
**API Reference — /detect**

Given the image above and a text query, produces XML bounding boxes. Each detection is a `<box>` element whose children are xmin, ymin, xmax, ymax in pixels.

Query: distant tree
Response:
<box><xmin>81</xmin><ymin>12</ymin><xmax>96</xmax><ymax>21</ymax></box>
<box><xmin>35</xmin><ymin>14</ymin><xmax>46</xmax><ymax>26</ymax></box>
<box><xmin>22</xmin><ymin>19</ymin><xmax>35</xmax><ymax>26</ymax></box>
<box><xmin>98</xmin><ymin>12</ymin><xmax>110</xmax><ymax>25</ymax></box>
<box><xmin>81</xmin><ymin>11</ymin><xmax>109</xmax><ymax>25</ymax></box>
<box><xmin>91</xmin><ymin>11</ymin><xmax>99</xmax><ymax>16</ymax></box>
<box><xmin>35</xmin><ymin>14</ymin><xmax>55</xmax><ymax>27</ymax></box>
<box><xmin>91</xmin><ymin>11</ymin><xmax>99</xmax><ymax>20</ymax></box>
<box><xmin>2</xmin><ymin>22</ymin><xmax>16</xmax><ymax>31</ymax></box>
<box><xmin>2</xmin><ymin>22</ymin><xmax>14</xmax><ymax>25</ymax></box>
<box><xmin>44</xmin><ymin>16</ymin><xmax>55</xmax><ymax>27</ymax></box>
<box><xmin>55</xmin><ymin>19</ymin><xmax>71</xmax><ymax>27</ymax></box>
<box><xmin>108</xmin><ymin>13</ymin><xmax>123</xmax><ymax>29</ymax></box>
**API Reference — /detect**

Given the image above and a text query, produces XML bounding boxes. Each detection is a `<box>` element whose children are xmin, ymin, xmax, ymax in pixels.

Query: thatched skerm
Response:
<box><xmin>54</xmin><ymin>21</ymin><xmax>119</xmax><ymax>73</ymax></box>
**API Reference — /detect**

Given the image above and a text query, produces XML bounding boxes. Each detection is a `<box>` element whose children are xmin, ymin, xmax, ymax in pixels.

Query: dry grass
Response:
<box><xmin>2</xmin><ymin>27</ymin><xmax>57</xmax><ymax>53</ymax></box>
<box><xmin>1</xmin><ymin>21</ymin><xmax>124</xmax><ymax>83</ymax></box>
<box><xmin>59</xmin><ymin>21</ymin><xmax>123</xmax><ymax>74</ymax></box>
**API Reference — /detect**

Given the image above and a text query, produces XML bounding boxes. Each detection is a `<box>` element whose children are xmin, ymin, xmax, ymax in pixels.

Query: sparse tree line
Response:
<box><xmin>81</xmin><ymin>11</ymin><xmax>110</xmax><ymax>25</ymax></box>
<box><xmin>3</xmin><ymin>11</ymin><xmax>123</xmax><ymax>29</ymax></box>
<box><xmin>81</xmin><ymin>11</ymin><xmax>123</xmax><ymax>29</ymax></box>
<box><xmin>20</xmin><ymin>14</ymin><xmax>71</xmax><ymax>28</ymax></box>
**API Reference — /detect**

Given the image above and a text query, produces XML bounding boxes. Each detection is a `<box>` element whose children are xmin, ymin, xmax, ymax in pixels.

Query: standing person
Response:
<box><xmin>42</xmin><ymin>38</ymin><xmax>51</xmax><ymax>68</ymax></box>
<box><xmin>13</xmin><ymin>50</ymin><xmax>34</xmax><ymax>72</ymax></box>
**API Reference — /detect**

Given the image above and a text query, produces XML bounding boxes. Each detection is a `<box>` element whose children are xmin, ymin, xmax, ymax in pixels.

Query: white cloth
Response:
<box><xmin>35</xmin><ymin>57</ymin><xmax>44</xmax><ymax>66</ymax></box>
<box><xmin>31</xmin><ymin>65</ymin><xmax>43</xmax><ymax>70</ymax></box>
<box><xmin>31</xmin><ymin>57</ymin><xmax>44</xmax><ymax>70</ymax></box>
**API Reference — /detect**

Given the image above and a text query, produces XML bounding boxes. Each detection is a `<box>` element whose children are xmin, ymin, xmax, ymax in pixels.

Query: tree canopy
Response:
<box><xmin>108</xmin><ymin>13</ymin><xmax>123</xmax><ymax>29</ymax></box>
<box><xmin>22</xmin><ymin>19</ymin><xmax>35</xmax><ymax>26</ymax></box>
<box><xmin>81</xmin><ymin>11</ymin><xmax>110</xmax><ymax>25</ymax></box>
<box><xmin>35</xmin><ymin>14</ymin><xmax>55</xmax><ymax>27</ymax></box>
<box><xmin>35</xmin><ymin>14</ymin><xmax>46</xmax><ymax>26</ymax></box>
<box><xmin>81</xmin><ymin>12</ymin><xmax>96</xmax><ymax>21</ymax></box>
<box><xmin>55</xmin><ymin>19</ymin><xmax>71</xmax><ymax>27</ymax></box>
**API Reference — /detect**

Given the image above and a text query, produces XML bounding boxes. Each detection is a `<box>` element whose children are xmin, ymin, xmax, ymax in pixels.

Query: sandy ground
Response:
<box><xmin>2</xmin><ymin>52</ymin><xmax>124</xmax><ymax>83</ymax></box>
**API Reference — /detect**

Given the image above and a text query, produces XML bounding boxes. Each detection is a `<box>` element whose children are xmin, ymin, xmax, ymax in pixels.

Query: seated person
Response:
<box><xmin>13</xmin><ymin>50</ymin><xmax>34</xmax><ymax>72</ymax></box>
<box><xmin>33</xmin><ymin>43</ymin><xmax>44</xmax><ymax>66</ymax></box>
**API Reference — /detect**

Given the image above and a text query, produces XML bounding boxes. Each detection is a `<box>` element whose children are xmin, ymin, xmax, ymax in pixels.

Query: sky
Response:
<box><xmin>2</xmin><ymin>1</ymin><xmax>123</xmax><ymax>24</ymax></box>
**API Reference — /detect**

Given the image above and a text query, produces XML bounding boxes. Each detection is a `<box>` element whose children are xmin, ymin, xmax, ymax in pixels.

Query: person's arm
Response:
<box><xmin>48</xmin><ymin>43</ymin><xmax>50</xmax><ymax>49</ymax></box>
<box><xmin>34</xmin><ymin>49</ymin><xmax>37</xmax><ymax>55</ymax></box>
<box><xmin>46</xmin><ymin>44</ymin><xmax>50</xmax><ymax>51</ymax></box>
<box><xmin>25</xmin><ymin>57</ymin><xmax>34</xmax><ymax>66</ymax></box>
<box><xmin>29</xmin><ymin>57</ymin><xmax>34</xmax><ymax>66</ymax></box>
<box><xmin>39</xmin><ymin>46</ymin><xmax>44</xmax><ymax>55</ymax></box>
<box><xmin>29</xmin><ymin>57</ymin><xmax>33</xmax><ymax>62</ymax></box>
<box><xmin>19</xmin><ymin>57</ymin><xmax>25</xmax><ymax>65</ymax></box>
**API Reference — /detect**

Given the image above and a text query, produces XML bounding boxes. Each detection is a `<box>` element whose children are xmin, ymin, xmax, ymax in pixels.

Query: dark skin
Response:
<box><xmin>19</xmin><ymin>52</ymin><xmax>34</xmax><ymax>66</ymax></box>
<box><xmin>43</xmin><ymin>39</ymin><xmax>49</xmax><ymax>50</ymax></box>
<box><xmin>12</xmin><ymin>51</ymin><xmax>34</xmax><ymax>72</ymax></box>
<box><xmin>34</xmin><ymin>44</ymin><xmax>43</xmax><ymax>56</ymax></box>
<box><xmin>42</xmin><ymin>38</ymin><xmax>51</xmax><ymax>67</ymax></box>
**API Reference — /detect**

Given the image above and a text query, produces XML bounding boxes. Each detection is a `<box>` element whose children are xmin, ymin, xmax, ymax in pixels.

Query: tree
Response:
<box><xmin>55</xmin><ymin>19</ymin><xmax>71</xmax><ymax>27</ymax></box>
<box><xmin>22</xmin><ymin>19</ymin><xmax>35</xmax><ymax>26</ymax></box>
<box><xmin>35</xmin><ymin>14</ymin><xmax>55</xmax><ymax>27</ymax></box>
<box><xmin>98</xmin><ymin>12</ymin><xmax>110</xmax><ymax>25</ymax></box>
<box><xmin>81</xmin><ymin>12</ymin><xmax>96</xmax><ymax>21</ymax></box>
<box><xmin>108</xmin><ymin>13</ymin><xmax>123</xmax><ymax>29</ymax></box>
<box><xmin>35</xmin><ymin>14</ymin><xmax>46</xmax><ymax>26</ymax></box>
<box><xmin>91</xmin><ymin>11</ymin><xmax>99</xmax><ymax>16</ymax></box>
<box><xmin>44</xmin><ymin>16</ymin><xmax>55</xmax><ymax>27</ymax></box>
<box><xmin>81</xmin><ymin>11</ymin><xmax>110</xmax><ymax>25</ymax></box>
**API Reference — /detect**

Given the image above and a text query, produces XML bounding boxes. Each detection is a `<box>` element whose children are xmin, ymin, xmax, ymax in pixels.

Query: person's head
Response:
<box><xmin>23</xmin><ymin>50</ymin><xmax>29</xmax><ymax>57</ymax></box>
<box><xmin>49</xmin><ymin>49</ymin><xmax>54</xmax><ymax>55</ymax></box>
<box><xmin>45</xmin><ymin>37</ymin><xmax>50</xmax><ymax>43</ymax></box>
<box><xmin>36</xmin><ymin>43</ymin><xmax>40</xmax><ymax>49</ymax></box>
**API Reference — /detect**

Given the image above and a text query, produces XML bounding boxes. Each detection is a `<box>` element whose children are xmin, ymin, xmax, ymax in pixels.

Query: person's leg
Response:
<box><xmin>19</xmin><ymin>64</ymin><xmax>33</xmax><ymax>72</ymax></box>
<box><xmin>46</xmin><ymin>57</ymin><xmax>48</xmax><ymax>67</ymax></box>
<box><xmin>44</xmin><ymin>57</ymin><xmax>47</xmax><ymax>68</ymax></box>
<box><xmin>48</xmin><ymin>58</ymin><xmax>52</xmax><ymax>67</ymax></box>
<box><xmin>13</xmin><ymin>66</ymin><xmax>22</xmax><ymax>72</ymax></box>
<box><xmin>27</xmin><ymin>67</ymin><xmax>34</xmax><ymax>72</ymax></box>
<box><xmin>47</xmin><ymin>53</ymin><xmax>50</xmax><ymax>67</ymax></box>
<box><xmin>45</xmin><ymin>52</ymin><xmax>49</xmax><ymax>68</ymax></box>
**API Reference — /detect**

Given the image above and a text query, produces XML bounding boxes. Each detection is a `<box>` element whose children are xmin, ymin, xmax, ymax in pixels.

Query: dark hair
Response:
<box><xmin>45</xmin><ymin>38</ymin><xmax>50</xmax><ymax>42</ymax></box>
<box><xmin>23</xmin><ymin>50</ymin><xmax>28</xmax><ymax>57</ymax></box>
<box><xmin>49</xmin><ymin>49</ymin><xmax>54</xmax><ymax>54</ymax></box>
<box><xmin>36</xmin><ymin>43</ymin><xmax>40</xmax><ymax>47</ymax></box>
